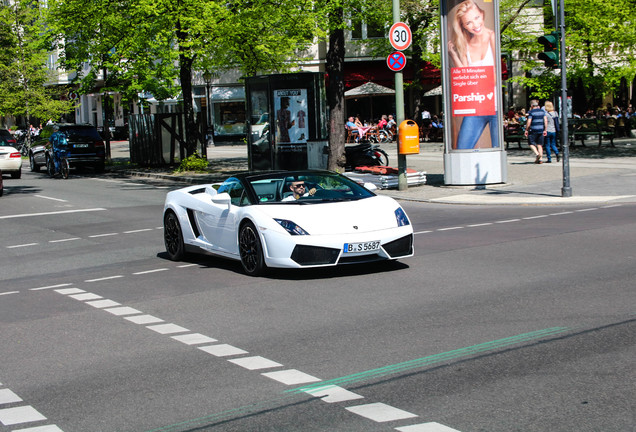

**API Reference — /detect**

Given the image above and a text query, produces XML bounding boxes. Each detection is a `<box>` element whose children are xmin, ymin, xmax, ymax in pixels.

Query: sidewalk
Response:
<box><xmin>112</xmin><ymin>138</ymin><xmax>636</xmax><ymax>205</ymax></box>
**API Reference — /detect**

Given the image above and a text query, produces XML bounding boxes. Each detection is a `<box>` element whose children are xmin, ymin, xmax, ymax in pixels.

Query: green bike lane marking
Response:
<box><xmin>288</xmin><ymin>326</ymin><xmax>570</xmax><ymax>394</ymax></box>
<box><xmin>143</xmin><ymin>326</ymin><xmax>570</xmax><ymax>432</ymax></box>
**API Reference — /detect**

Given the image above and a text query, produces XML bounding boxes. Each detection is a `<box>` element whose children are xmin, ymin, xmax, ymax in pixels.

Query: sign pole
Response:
<box><xmin>392</xmin><ymin>0</ymin><xmax>407</xmax><ymax>190</ymax></box>
<box><xmin>558</xmin><ymin>0</ymin><xmax>571</xmax><ymax>197</ymax></box>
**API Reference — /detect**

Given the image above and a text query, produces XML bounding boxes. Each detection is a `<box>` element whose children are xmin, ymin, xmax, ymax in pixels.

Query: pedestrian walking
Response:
<box><xmin>544</xmin><ymin>101</ymin><xmax>560</xmax><ymax>163</ymax></box>
<box><xmin>524</xmin><ymin>99</ymin><xmax>547</xmax><ymax>164</ymax></box>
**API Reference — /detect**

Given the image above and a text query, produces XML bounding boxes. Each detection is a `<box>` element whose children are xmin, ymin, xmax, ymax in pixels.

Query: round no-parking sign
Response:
<box><xmin>387</xmin><ymin>51</ymin><xmax>407</xmax><ymax>72</ymax></box>
<box><xmin>389</xmin><ymin>22</ymin><xmax>412</xmax><ymax>51</ymax></box>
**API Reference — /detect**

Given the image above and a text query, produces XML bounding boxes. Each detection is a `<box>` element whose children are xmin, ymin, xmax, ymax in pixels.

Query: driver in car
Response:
<box><xmin>282</xmin><ymin>180</ymin><xmax>316</xmax><ymax>201</ymax></box>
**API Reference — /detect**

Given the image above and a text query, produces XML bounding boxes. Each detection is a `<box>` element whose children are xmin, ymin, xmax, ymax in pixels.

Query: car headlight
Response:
<box><xmin>274</xmin><ymin>218</ymin><xmax>310</xmax><ymax>235</ymax></box>
<box><xmin>394</xmin><ymin>207</ymin><xmax>410</xmax><ymax>226</ymax></box>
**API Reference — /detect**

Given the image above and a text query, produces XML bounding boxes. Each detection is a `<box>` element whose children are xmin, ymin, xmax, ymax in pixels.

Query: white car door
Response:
<box><xmin>196</xmin><ymin>179</ymin><xmax>245</xmax><ymax>255</ymax></box>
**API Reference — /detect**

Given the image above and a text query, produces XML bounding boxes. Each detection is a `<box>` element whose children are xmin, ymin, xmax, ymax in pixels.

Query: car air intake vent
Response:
<box><xmin>291</xmin><ymin>245</ymin><xmax>340</xmax><ymax>266</ymax></box>
<box><xmin>338</xmin><ymin>254</ymin><xmax>384</xmax><ymax>264</ymax></box>
<box><xmin>383</xmin><ymin>234</ymin><xmax>413</xmax><ymax>258</ymax></box>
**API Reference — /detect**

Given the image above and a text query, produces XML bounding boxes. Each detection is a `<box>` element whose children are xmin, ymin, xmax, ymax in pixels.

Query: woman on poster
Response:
<box><xmin>447</xmin><ymin>0</ymin><xmax>499</xmax><ymax>149</ymax></box>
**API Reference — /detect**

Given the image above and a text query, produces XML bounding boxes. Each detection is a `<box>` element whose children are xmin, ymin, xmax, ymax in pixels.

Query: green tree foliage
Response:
<box><xmin>504</xmin><ymin>0</ymin><xmax>636</xmax><ymax>108</ymax></box>
<box><xmin>47</xmin><ymin>0</ymin><xmax>319</xmax><ymax>156</ymax></box>
<box><xmin>0</xmin><ymin>0</ymin><xmax>74</xmax><ymax>126</ymax></box>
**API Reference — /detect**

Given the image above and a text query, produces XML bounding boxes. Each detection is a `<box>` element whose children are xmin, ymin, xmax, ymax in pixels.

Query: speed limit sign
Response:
<box><xmin>389</xmin><ymin>22</ymin><xmax>412</xmax><ymax>51</ymax></box>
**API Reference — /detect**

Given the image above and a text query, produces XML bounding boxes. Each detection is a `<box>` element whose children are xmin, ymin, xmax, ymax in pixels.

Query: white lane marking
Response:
<box><xmin>146</xmin><ymin>323</ymin><xmax>189</xmax><ymax>335</ymax></box>
<box><xmin>0</xmin><ymin>405</ymin><xmax>47</xmax><ymax>425</ymax></box>
<box><xmin>49</xmin><ymin>238</ymin><xmax>81</xmax><ymax>243</ymax></box>
<box><xmin>436</xmin><ymin>226</ymin><xmax>463</xmax><ymax>231</ymax></box>
<box><xmin>103</xmin><ymin>306</ymin><xmax>141</xmax><ymax>316</ymax></box>
<box><xmin>522</xmin><ymin>215</ymin><xmax>549</xmax><ymax>220</ymax></box>
<box><xmin>303</xmin><ymin>385</ymin><xmax>364</xmax><ymax>403</ymax></box>
<box><xmin>0</xmin><ymin>208</ymin><xmax>106</xmax><ymax>220</ymax></box>
<box><xmin>34</xmin><ymin>195</ymin><xmax>68</xmax><ymax>202</ymax></box>
<box><xmin>123</xmin><ymin>228</ymin><xmax>153</xmax><ymax>234</ymax></box>
<box><xmin>466</xmin><ymin>222</ymin><xmax>493</xmax><ymax>227</ymax></box>
<box><xmin>575</xmin><ymin>207</ymin><xmax>599</xmax><ymax>212</ymax></box>
<box><xmin>414</xmin><ymin>230</ymin><xmax>433</xmax><ymax>235</ymax></box>
<box><xmin>54</xmin><ymin>288</ymin><xmax>85</xmax><ymax>295</ymax></box>
<box><xmin>397</xmin><ymin>423</ymin><xmax>462</xmax><ymax>431</ymax></box>
<box><xmin>495</xmin><ymin>219</ymin><xmax>521</xmax><ymax>224</ymax></box>
<box><xmin>125</xmin><ymin>314</ymin><xmax>164</xmax><ymax>325</ymax></box>
<box><xmin>85</xmin><ymin>299</ymin><xmax>121</xmax><ymax>308</ymax></box>
<box><xmin>31</xmin><ymin>283</ymin><xmax>73</xmax><ymax>291</ymax></box>
<box><xmin>228</xmin><ymin>356</ymin><xmax>283</xmax><ymax>370</ymax></box>
<box><xmin>0</xmin><ymin>291</ymin><xmax>19</xmax><ymax>296</ymax></box>
<box><xmin>85</xmin><ymin>275</ymin><xmax>124</xmax><ymax>282</ymax></box>
<box><xmin>171</xmin><ymin>333</ymin><xmax>218</xmax><ymax>345</ymax></box>
<box><xmin>12</xmin><ymin>425</ymin><xmax>65</xmax><ymax>432</ymax></box>
<box><xmin>177</xmin><ymin>264</ymin><xmax>198</xmax><ymax>268</ymax></box>
<box><xmin>346</xmin><ymin>402</ymin><xmax>418</xmax><ymax>422</ymax></box>
<box><xmin>69</xmin><ymin>293</ymin><xmax>103</xmax><ymax>301</ymax></box>
<box><xmin>133</xmin><ymin>268</ymin><xmax>169</xmax><ymax>275</ymax></box>
<box><xmin>88</xmin><ymin>233</ymin><xmax>118</xmax><ymax>238</ymax></box>
<box><xmin>198</xmin><ymin>344</ymin><xmax>249</xmax><ymax>357</ymax></box>
<box><xmin>6</xmin><ymin>243</ymin><xmax>39</xmax><ymax>249</ymax></box>
<box><xmin>0</xmin><ymin>388</ymin><xmax>23</xmax><ymax>404</ymax></box>
<box><xmin>549</xmin><ymin>211</ymin><xmax>573</xmax><ymax>216</ymax></box>
<box><xmin>261</xmin><ymin>369</ymin><xmax>321</xmax><ymax>385</ymax></box>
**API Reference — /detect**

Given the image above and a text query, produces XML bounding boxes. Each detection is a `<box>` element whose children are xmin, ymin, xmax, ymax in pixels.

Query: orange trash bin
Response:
<box><xmin>398</xmin><ymin>120</ymin><xmax>420</xmax><ymax>154</ymax></box>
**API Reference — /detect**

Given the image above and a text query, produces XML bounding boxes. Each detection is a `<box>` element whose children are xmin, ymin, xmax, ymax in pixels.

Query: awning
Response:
<box><xmin>345</xmin><ymin>81</ymin><xmax>395</xmax><ymax>99</ymax></box>
<box><xmin>423</xmin><ymin>86</ymin><xmax>442</xmax><ymax>97</ymax></box>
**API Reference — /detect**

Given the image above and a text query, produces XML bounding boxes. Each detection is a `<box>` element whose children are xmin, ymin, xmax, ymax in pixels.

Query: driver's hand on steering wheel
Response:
<box><xmin>309</xmin><ymin>188</ymin><xmax>316</xmax><ymax>196</ymax></box>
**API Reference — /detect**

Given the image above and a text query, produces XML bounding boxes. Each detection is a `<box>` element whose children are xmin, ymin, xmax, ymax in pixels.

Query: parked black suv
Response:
<box><xmin>29</xmin><ymin>124</ymin><xmax>105</xmax><ymax>173</ymax></box>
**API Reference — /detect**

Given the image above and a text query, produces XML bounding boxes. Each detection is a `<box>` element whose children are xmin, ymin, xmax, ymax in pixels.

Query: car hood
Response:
<box><xmin>253</xmin><ymin>195</ymin><xmax>403</xmax><ymax>235</ymax></box>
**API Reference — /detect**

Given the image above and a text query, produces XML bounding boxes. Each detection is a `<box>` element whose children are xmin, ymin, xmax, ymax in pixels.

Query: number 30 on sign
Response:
<box><xmin>389</xmin><ymin>22</ymin><xmax>412</xmax><ymax>51</ymax></box>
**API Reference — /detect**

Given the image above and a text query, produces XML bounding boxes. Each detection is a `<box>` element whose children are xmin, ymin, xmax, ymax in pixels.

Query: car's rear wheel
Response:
<box><xmin>239</xmin><ymin>221</ymin><xmax>265</xmax><ymax>276</ymax></box>
<box><xmin>164</xmin><ymin>211</ymin><xmax>186</xmax><ymax>261</ymax></box>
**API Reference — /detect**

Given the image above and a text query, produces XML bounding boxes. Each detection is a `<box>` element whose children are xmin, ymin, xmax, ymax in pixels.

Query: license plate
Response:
<box><xmin>74</xmin><ymin>143</ymin><xmax>89</xmax><ymax>148</ymax></box>
<box><xmin>343</xmin><ymin>241</ymin><xmax>381</xmax><ymax>254</ymax></box>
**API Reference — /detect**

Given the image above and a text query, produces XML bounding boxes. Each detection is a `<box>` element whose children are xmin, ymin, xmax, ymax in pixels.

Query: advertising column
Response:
<box><xmin>441</xmin><ymin>0</ymin><xmax>506</xmax><ymax>185</ymax></box>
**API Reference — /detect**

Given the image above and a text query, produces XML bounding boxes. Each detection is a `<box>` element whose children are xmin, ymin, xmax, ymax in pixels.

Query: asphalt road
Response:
<box><xmin>1</xmin><ymin>167</ymin><xmax>634</xmax><ymax>432</ymax></box>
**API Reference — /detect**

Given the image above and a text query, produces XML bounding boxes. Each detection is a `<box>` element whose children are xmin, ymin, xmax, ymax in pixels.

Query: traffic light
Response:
<box><xmin>538</xmin><ymin>31</ymin><xmax>560</xmax><ymax>68</ymax></box>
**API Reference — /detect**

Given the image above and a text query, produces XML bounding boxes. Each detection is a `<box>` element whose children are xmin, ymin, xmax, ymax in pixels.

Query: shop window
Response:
<box><xmin>213</xmin><ymin>101</ymin><xmax>246</xmax><ymax>136</ymax></box>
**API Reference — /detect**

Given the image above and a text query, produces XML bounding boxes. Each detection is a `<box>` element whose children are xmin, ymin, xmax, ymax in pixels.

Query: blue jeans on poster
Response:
<box><xmin>545</xmin><ymin>131</ymin><xmax>559</xmax><ymax>162</ymax></box>
<box><xmin>456</xmin><ymin>115</ymin><xmax>499</xmax><ymax>149</ymax></box>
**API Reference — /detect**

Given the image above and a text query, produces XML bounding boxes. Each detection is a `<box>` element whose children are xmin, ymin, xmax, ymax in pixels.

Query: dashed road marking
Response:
<box><xmin>32</xmin><ymin>283</ymin><xmax>73</xmax><ymax>291</ymax></box>
<box><xmin>261</xmin><ymin>369</ymin><xmax>321</xmax><ymax>385</ymax></box>
<box><xmin>397</xmin><ymin>423</ymin><xmax>462</xmax><ymax>431</ymax></box>
<box><xmin>199</xmin><ymin>344</ymin><xmax>248</xmax><ymax>357</ymax></box>
<box><xmin>147</xmin><ymin>323</ymin><xmax>189</xmax><ymax>335</ymax></box>
<box><xmin>346</xmin><ymin>402</ymin><xmax>418</xmax><ymax>422</ymax></box>
<box><xmin>133</xmin><ymin>268</ymin><xmax>169</xmax><ymax>275</ymax></box>
<box><xmin>0</xmin><ymin>291</ymin><xmax>19</xmax><ymax>296</ymax></box>
<box><xmin>0</xmin><ymin>405</ymin><xmax>47</xmax><ymax>426</ymax></box>
<box><xmin>85</xmin><ymin>275</ymin><xmax>124</xmax><ymax>282</ymax></box>
<box><xmin>228</xmin><ymin>356</ymin><xmax>283</xmax><ymax>370</ymax></box>
<box><xmin>49</xmin><ymin>237</ymin><xmax>81</xmax><ymax>243</ymax></box>
<box><xmin>171</xmin><ymin>333</ymin><xmax>218</xmax><ymax>345</ymax></box>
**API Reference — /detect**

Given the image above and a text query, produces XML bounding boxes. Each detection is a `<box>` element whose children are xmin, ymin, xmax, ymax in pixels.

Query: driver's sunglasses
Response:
<box><xmin>293</xmin><ymin>183</ymin><xmax>305</xmax><ymax>188</ymax></box>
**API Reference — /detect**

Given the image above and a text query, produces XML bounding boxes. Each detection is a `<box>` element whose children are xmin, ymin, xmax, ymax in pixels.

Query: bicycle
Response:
<box><xmin>47</xmin><ymin>150</ymin><xmax>70</xmax><ymax>179</ymax></box>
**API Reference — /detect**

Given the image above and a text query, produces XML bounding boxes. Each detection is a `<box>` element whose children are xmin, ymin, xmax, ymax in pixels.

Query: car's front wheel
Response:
<box><xmin>164</xmin><ymin>210</ymin><xmax>186</xmax><ymax>261</ymax></box>
<box><xmin>239</xmin><ymin>221</ymin><xmax>266</xmax><ymax>276</ymax></box>
<box><xmin>29</xmin><ymin>154</ymin><xmax>40</xmax><ymax>172</ymax></box>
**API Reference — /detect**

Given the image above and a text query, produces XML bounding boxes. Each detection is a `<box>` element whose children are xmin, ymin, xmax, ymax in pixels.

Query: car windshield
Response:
<box><xmin>247</xmin><ymin>171</ymin><xmax>375</xmax><ymax>204</ymax></box>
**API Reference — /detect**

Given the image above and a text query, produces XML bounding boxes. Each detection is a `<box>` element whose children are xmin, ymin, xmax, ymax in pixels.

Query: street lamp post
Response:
<box><xmin>558</xmin><ymin>0</ymin><xmax>571</xmax><ymax>197</ymax></box>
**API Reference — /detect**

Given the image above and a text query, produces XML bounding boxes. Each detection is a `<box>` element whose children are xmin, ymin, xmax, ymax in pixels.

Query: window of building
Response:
<box><xmin>213</xmin><ymin>101</ymin><xmax>246</xmax><ymax>136</ymax></box>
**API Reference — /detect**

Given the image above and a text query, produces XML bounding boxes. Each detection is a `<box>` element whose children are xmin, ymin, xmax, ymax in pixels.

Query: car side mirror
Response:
<box><xmin>211</xmin><ymin>192</ymin><xmax>231</xmax><ymax>207</ymax></box>
<box><xmin>363</xmin><ymin>182</ymin><xmax>378</xmax><ymax>191</ymax></box>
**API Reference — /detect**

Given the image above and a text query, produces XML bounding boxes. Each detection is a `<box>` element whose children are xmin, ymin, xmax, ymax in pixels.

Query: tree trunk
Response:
<box><xmin>176</xmin><ymin>22</ymin><xmax>198</xmax><ymax>157</ymax></box>
<box><xmin>326</xmin><ymin>8</ymin><xmax>346</xmax><ymax>172</ymax></box>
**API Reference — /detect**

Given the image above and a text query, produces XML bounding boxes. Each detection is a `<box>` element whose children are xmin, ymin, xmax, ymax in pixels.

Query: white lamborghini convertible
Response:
<box><xmin>163</xmin><ymin>170</ymin><xmax>414</xmax><ymax>276</ymax></box>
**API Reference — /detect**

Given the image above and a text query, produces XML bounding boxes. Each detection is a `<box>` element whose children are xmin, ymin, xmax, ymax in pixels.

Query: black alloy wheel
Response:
<box><xmin>239</xmin><ymin>221</ymin><xmax>265</xmax><ymax>276</ymax></box>
<box><xmin>164</xmin><ymin>211</ymin><xmax>186</xmax><ymax>261</ymax></box>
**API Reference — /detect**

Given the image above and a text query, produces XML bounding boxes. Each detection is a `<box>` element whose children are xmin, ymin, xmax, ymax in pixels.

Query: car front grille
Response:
<box><xmin>291</xmin><ymin>245</ymin><xmax>340</xmax><ymax>266</ymax></box>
